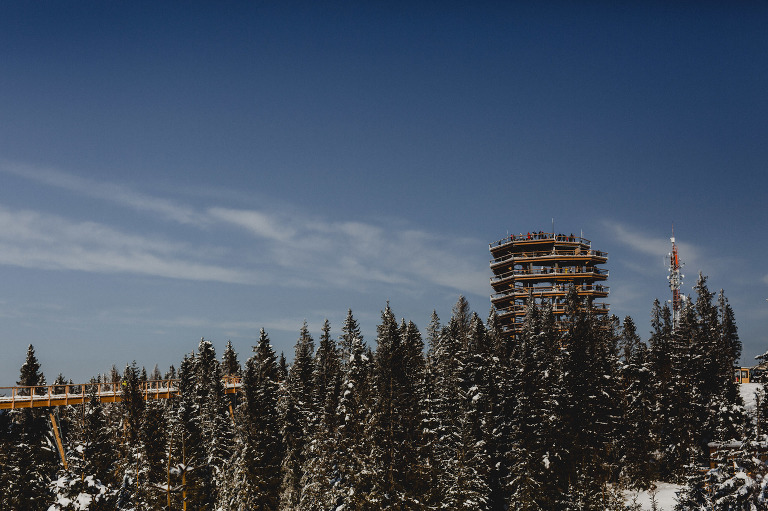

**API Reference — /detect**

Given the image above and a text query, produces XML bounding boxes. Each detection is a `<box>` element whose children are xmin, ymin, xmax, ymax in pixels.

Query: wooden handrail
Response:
<box><xmin>490</xmin><ymin>248</ymin><xmax>608</xmax><ymax>266</ymax></box>
<box><xmin>491</xmin><ymin>284</ymin><xmax>609</xmax><ymax>300</ymax></box>
<box><xmin>0</xmin><ymin>376</ymin><xmax>243</xmax><ymax>410</ymax></box>
<box><xmin>491</xmin><ymin>267</ymin><xmax>609</xmax><ymax>283</ymax></box>
<box><xmin>490</xmin><ymin>232</ymin><xmax>592</xmax><ymax>248</ymax></box>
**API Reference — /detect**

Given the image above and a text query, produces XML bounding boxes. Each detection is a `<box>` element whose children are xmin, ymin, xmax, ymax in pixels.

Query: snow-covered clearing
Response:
<box><xmin>740</xmin><ymin>382</ymin><xmax>763</xmax><ymax>411</ymax></box>
<box><xmin>623</xmin><ymin>482</ymin><xmax>681</xmax><ymax>511</ymax></box>
<box><xmin>618</xmin><ymin>383</ymin><xmax>763</xmax><ymax>510</ymax></box>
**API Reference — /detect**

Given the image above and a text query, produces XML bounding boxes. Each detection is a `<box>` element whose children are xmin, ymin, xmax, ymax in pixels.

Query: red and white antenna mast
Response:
<box><xmin>667</xmin><ymin>225</ymin><xmax>684</xmax><ymax>330</ymax></box>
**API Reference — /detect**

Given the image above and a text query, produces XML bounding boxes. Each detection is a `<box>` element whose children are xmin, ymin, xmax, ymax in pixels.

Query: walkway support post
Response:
<box><xmin>49</xmin><ymin>412</ymin><xmax>68</xmax><ymax>470</ymax></box>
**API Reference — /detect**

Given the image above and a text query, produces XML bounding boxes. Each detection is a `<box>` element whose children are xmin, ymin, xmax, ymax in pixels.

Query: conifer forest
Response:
<box><xmin>2</xmin><ymin>274</ymin><xmax>767</xmax><ymax>510</ymax></box>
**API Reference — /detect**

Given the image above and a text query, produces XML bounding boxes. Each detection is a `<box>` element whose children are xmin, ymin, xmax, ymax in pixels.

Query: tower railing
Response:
<box><xmin>490</xmin><ymin>232</ymin><xmax>591</xmax><ymax>248</ymax></box>
<box><xmin>491</xmin><ymin>248</ymin><xmax>608</xmax><ymax>266</ymax></box>
<box><xmin>491</xmin><ymin>267</ymin><xmax>609</xmax><ymax>283</ymax></box>
<box><xmin>494</xmin><ymin>302</ymin><xmax>610</xmax><ymax>315</ymax></box>
<box><xmin>491</xmin><ymin>284</ymin><xmax>609</xmax><ymax>300</ymax></box>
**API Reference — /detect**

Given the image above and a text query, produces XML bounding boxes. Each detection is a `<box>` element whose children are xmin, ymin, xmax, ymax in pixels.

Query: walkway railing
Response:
<box><xmin>495</xmin><ymin>302</ymin><xmax>610</xmax><ymax>315</ymax></box>
<box><xmin>0</xmin><ymin>375</ymin><xmax>242</xmax><ymax>410</ymax></box>
<box><xmin>491</xmin><ymin>267</ymin><xmax>609</xmax><ymax>283</ymax></box>
<box><xmin>490</xmin><ymin>248</ymin><xmax>608</xmax><ymax>266</ymax></box>
<box><xmin>491</xmin><ymin>284</ymin><xmax>609</xmax><ymax>300</ymax></box>
<box><xmin>490</xmin><ymin>232</ymin><xmax>591</xmax><ymax>249</ymax></box>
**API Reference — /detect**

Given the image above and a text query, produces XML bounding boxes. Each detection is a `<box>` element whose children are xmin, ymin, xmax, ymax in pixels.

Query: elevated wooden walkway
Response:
<box><xmin>0</xmin><ymin>376</ymin><xmax>241</xmax><ymax>410</ymax></box>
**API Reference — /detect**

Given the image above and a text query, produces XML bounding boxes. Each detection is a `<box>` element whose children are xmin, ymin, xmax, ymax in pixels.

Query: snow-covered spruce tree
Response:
<box><xmin>222</xmin><ymin>339</ymin><xmax>241</xmax><ymax>377</ymax></box>
<box><xmin>221</xmin><ymin>339</ymin><xmax>241</xmax><ymax>428</ymax></box>
<box><xmin>170</xmin><ymin>352</ymin><xmax>204</xmax><ymax>509</ymax></box>
<box><xmin>192</xmin><ymin>338</ymin><xmax>234</xmax><ymax>508</ymax></box>
<box><xmin>674</xmin><ymin>460</ymin><xmax>715</xmax><ymax>511</ymax></box>
<box><xmin>149</xmin><ymin>364</ymin><xmax>163</xmax><ymax>381</ymax></box>
<box><xmin>340</xmin><ymin>308</ymin><xmax>363</xmax><ymax>372</ymax></box>
<box><xmin>331</xmin><ymin>321</ymin><xmax>373</xmax><ymax>510</ymax></box>
<box><xmin>484</xmin><ymin>308</ymin><xmax>514</xmax><ymax>511</ymax></box>
<box><xmin>0</xmin><ymin>408</ymin><xmax>12</xmax><ymax>509</ymax></box>
<box><xmin>708</xmin><ymin>437</ymin><xmax>768</xmax><ymax>509</ymax></box>
<box><xmin>663</xmin><ymin>276</ymin><xmax>745</xmax><ymax>482</ymax></box>
<box><xmin>115</xmin><ymin>362</ymin><xmax>146</xmax><ymax>509</ymax></box>
<box><xmin>717</xmin><ymin>291</ymin><xmax>740</xmax><ymax>401</ymax></box>
<box><xmin>424</xmin><ymin>298</ymin><xmax>466</xmax><ymax>508</ymax></box>
<box><xmin>690</xmin><ymin>275</ymin><xmax>740</xmax><ymax>448</ymax></box>
<box><xmin>440</xmin><ymin>299</ymin><xmax>492</xmax><ymax>510</ymax></box>
<box><xmin>278</xmin><ymin>352</ymin><xmax>289</xmax><ymax>382</ymax></box>
<box><xmin>420</xmin><ymin>310</ymin><xmax>444</xmax><ymax>506</ymax></box>
<box><xmin>666</xmin><ymin>301</ymin><xmax>707</xmax><ymax>481</ymax></box>
<box><xmin>312</xmin><ymin>319</ymin><xmax>342</xmax><ymax>433</ymax></box>
<box><xmin>648</xmin><ymin>299</ymin><xmax>691</xmax><ymax>480</ymax></box>
<box><xmin>400</xmin><ymin>319</ymin><xmax>429</xmax><ymax>502</ymax></box>
<box><xmin>702</xmin><ymin>289</ymin><xmax>746</xmax><ymax>443</ymax></box>
<box><xmin>280</xmin><ymin>322</ymin><xmax>315</xmax><ymax>510</ymax></box>
<box><xmin>80</xmin><ymin>392</ymin><xmax>121</xmax><ymax>507</ymax></box>
<box><xmin>138</xmin><ymin>400</ymin><xmax>168</xmax><ymax>509</ymax></box>
<box><xmin>616</xmin><ymin>315</ymin><xmax>656</xmax><ymax>489</ymax></box>
<box><xmin>366</xmin><ymin>305</ymin><xmax>428</xmax><ymax>509</ymax></box>
<box><xmin>558</xmin><ymin>288</ymin><xmax>620</xmax><ymax>508</ymax></box>
<box><xmin>219</xmin><ymin>328</ymin><xmax>283</xmax><ymax>511</ymax></box>
<box><xmin>299</xmin><ymin>319</ymin><xmax>342</xmax><ymax>510</ymax></box>
<box><xmin>507</xmin><ymin>303</ymin><xmax>564</xmax><ymax>510</ymax></box>
<box><xmin>6</xmin><ymin>344</ymin><xmax>57</xmax><ymax>509</ymax></box>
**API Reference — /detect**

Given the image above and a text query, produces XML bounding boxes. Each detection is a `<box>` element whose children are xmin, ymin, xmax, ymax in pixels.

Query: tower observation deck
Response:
<box><xmin>489</xmin><ymin>231</ymin><xmax>609</xmax><ymax>339</ymax></box>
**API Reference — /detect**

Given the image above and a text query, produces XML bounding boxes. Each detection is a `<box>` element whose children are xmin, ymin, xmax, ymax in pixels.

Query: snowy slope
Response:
<box><xmin>624</xmin><ymin>483</ymin><xmax>682</xmax><ymax>511</ymax></box>
<box><xmin>740</xmin><ymin>382</ymin><xmax>763</xmax><ymax>411</ymax></box>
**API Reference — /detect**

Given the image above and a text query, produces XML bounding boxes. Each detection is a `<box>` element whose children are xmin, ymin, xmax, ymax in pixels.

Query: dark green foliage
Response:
<box><xmin>617</xmin><ymin>316</ymin><xmax>656</xmax><ymax>488</ymax></box>
<box><xmin>79</xmin><ymin>393</ymin><xmax>120</xmax><ymax>505</ymax></box>
<box><xmin>6</xmin><ymin>344</ymin><xmax>57</xmax><ymax>509</ymax></box>
<box><xmin>299</xmin><ymin>319</ymin><xmax>342</xmax><ymax>509</ymax></box>
<box><xmin>429</xmin><ymin>297</ymin><xmax>492</xmax><ymax>510</ymax></box>
<box><xmin>367</xmin><ymin>306</ymin><xmax>427</xmax><ymax>509</ymax></box>
<box><xmin>559</xmin><ymin>288</ymin><xmax>620</xmax><ymax>501</ymax></box>
<box><xmin>508</xmin><ymin>304</ymin><xmax>563</xmax><ymax>510</ymax></box>
<box><xmin>280</xmin><ymin>322</ymin><xmax>315</xmax><ymax>510</ymax></box>
<box><xmin>332</xmin><ymin>317</ymin><xmax>373</xmax><ymax>509</ymax></box>
<box><xmin>424</xmin><ymin>300</ymin><xmax>464</xmax><ymax>507</ymax></box>
<box><xmin>222</xmin><ymin>339</ymin><xmax>241</xmax><ymax>377</ymax></box>
<box><xmin>18</xmin><ymin>343</ymin><xmax>46</xmax><ymax>391</ymax></box>
<box><xmin>0</xmin><ymin>282</ymin><xmax>753</xmax><ymax>509</ymax></box>
<box><xmin>219</xmin><ymin>328</ymin><xmax>283</xmax><ymax>510</ymax></box>
<box><xmin>139</xmin><ymin>400</ymin><xmax>168</xmax><ymax>508</ymax></box>
<box><xmin>340</xmin><ymin>307</ymin><xmax>363</xmax><ymax>369</ymax></box>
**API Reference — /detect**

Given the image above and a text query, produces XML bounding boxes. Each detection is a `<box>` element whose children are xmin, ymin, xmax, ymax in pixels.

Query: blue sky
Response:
<box><xmin>0</xmin><ymin>2</ymin><xmax>766</xmax><ymax>386</ymax></box>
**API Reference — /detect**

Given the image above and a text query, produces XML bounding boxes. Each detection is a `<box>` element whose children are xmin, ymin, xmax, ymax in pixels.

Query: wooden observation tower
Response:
<box><xmin>489</xmin><ymin>231</ymin><xmax>610</xmax><ymax>339</ymax></box>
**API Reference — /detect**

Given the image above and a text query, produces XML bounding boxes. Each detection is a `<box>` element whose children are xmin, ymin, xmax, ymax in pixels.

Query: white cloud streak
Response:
<box><xmin>209</xmin><ymin>207</ymin><xmax>489</xmax><ymax>296</ymax></box>
<box><xmin>1</xmin><ymin>162</ymin><xmax>489</xmax><ymax>297</ymax></box>
<box><xmin>0</xmin><ymin>206</ymin><xmax>260</xmax><ymax>284</ymax></box>
<box><xmin>0</xmin><ymin>160</ymin><xmax>207</xmax><ymax>226</ymax></box>
<box><xmin>602</xmin><ymin>220</ymin><xmax>702</xmax><ymax>274</ymax></box>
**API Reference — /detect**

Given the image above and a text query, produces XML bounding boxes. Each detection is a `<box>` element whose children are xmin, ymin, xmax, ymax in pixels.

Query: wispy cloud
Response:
<box><xmin>0</xmin><ymin>160</ymin><xmax>207</xmax><ymax>226</ymax></box>
<box><xmin>0</xmin><ymin>205</ymin><xmax>260</xmax><ymax>284</ymax></box>
<box><xmin>210</xmin><ymin>207</ymin><xmax>489</xmax><ymax>295</ymax></box>
<box><xmin>208</xmin><ymin>208</ymin><xmax>296</xmax><ymax>242</ymax></box>
<box><xmin>602</xmin><ymin>220</ymin><xmax>703</xmax><ymax>273</ymax></box>
<box><xmin>0</xmin><ymin>162</ymin><xmax>488</xmax><ymax>297</ymax></box>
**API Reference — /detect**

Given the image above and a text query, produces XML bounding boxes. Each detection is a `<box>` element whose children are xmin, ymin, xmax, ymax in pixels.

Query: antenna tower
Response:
<box><xmin>667</xmin><ymin>226</ymin><xmax>684</xmax><ymax>330</ymax></box>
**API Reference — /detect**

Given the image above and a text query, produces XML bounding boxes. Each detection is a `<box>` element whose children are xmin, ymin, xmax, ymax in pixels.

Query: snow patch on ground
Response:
<box><xmin>624</xmin><ymin>482</ymin><xmax>682</xmax><ymax>511</ymax></box>
<box><xmin>740</xmin><ymin>382</ymin><xmax>763</xmax><ymax>411</ymax></box>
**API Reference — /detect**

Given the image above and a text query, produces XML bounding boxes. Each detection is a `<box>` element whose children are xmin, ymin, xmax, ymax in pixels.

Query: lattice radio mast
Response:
<box><xmin>667</xmin><ymin>225</ymin><xmax>684</xmax><ymax>330</ymax></box>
